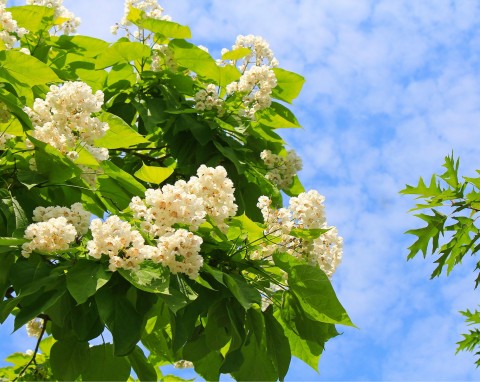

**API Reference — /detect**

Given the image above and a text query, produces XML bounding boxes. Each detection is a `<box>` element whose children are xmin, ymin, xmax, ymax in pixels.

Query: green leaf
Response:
<box><xmin>265</xmin><ymin>308</ymin><xmax>291</xmax><ymax>381</ymax></box>
<box><xmin>0</xmin><ymin>237</ymin><xmax>27</xmax><ymax>246</ymax></box>
<box><xmin>205</xmin><ymin>300</ymin><xmax>231</xmax><ymax>351</ymax></box>
<box><xmin>0</xmin><ymin>51</ymin><xmax>59</xmax><ymax>86</ymax></box>
<box><xmin>127</xmin><ymin>7</ymin><xmax>191</xmax><ymax>38</ymax></box>
<box><xmin>95</xmin><ymin>112</ymin><xmax>150</xmax><ymax>149</ymax></box>
<box><xmin>101</xmin><ymin>160</ymin><xmax>146</xmax><ymax>196</ymax></box>
<box><xmin>0</xmin><ymin>88</ymin><xmax>33</xmax><ymax>131</ymax></box>
<box><xmin>256</xmin><ymin>101</ymin><xmax>301</xmax><ymax>128</ymax></box>
<box><xmin>96</xmin><ymin>286</ymin><xmax>143</xmax><ymax>356</ymax></box>
<box><xmin>440</xmin><ymin>154</ymin><xmax>460</xmax><ymax>188</ymax></box>
<box><xmin>0</xmin><ymin>252</ymin><xmax>14</xmax><ymax>301</ymax></box>
<box><xmin>221</xmin><ymin>47</ymin><xmax>252</xmax><ymax>61</ymax></box>
<box><xmin>82</xmin><ymin>344</ymin><xmax>131</xmax><ymax>381</ymax></box>
<box><xmin>290</xmin><ymin>227</ymin><xmax>330</xmax><ymax>240</ymax></box>
<box><xmin>66</xmin><ymin>260</ymin><xmax>111</xmax><ymax>304</ymax></box>
<box><xmin>169</xmin><ymin>39</ymin><xmax>220</xmax><ymax>83</ymax></box>
<box><xmin>224</xmin><ymin>273</ymin><xmax>261</xmax><ymax>310</ymax></box>
<box><xmin>50</xmin><ymin>339</ymin><xmax>90</xmax><ymax>381</ymax></box>
<box><xmin>119</xmin><ymin>261</ymin><xmax>170</xmax><ymax>293</ymax></box>
<box><xmin>14</xmin><ymin>289</ymin><xmax>65</xmax><ymax>330</ymax></box>
<box><xmin>128</xmin><ymin>345</ymin><xmax>157</xmax><ymax>382</ymax></box>
<box><xmin>400</xmin><ymin>175</ymin><xmax>440</xmax><ymax>198</ymax></box>
<box><xmin>52</xmin><ymin>34</ymin><xmax>110</xmax><ymax>58</ymax></box>
<box><xmin>96</xmin><ymin>41</ymin><xmax>151</xmax><ymax>69</ymax></box>
<box><xmin>289</xmin><ymin>264</ymin><xmax>354</xmax><ymax>326</ymax></box>
<box><xmin>134</xmin><ymin>163</ymin><xmax>174</xmax><ymax>185</ymax></box>
<box><xmin>7</xmin><ymin>5</ymin><xmax>55</xmax><ymax>33</ymax></box>
<box><xmin>406</xmin><ymin>210</ymin><xmax>447</xmax><ymax>259</ymax></box>
<box><xmin>29</xmin><ymin>135</ymin><xmax>82</xmax><ymax>183</ymax></box>
<box><xmin>271</xmin><ymin>68</ymin><xmax>305</xmax><ymax>103</ymax></box>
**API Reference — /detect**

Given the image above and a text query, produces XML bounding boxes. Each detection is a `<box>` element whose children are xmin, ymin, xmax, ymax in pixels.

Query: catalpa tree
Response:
<box><xmin>0</xmin><ymin>0</ymin><xmax>353</xmax><ymax>380</ymax></box>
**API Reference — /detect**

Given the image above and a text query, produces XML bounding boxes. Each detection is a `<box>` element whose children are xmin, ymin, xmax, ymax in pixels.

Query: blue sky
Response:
<box><xmin>3</xmin><ymin>0</ymin><xmax>480</xmax><ymax>380</ymax></box>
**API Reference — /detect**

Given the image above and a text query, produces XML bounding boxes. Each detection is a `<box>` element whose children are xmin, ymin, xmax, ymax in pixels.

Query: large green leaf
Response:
<box><xmin>29</xmin><ymin>135</ymin><xmax>82</xmax><ymax>183</ymax></box>
<box><xmin>271</xmin><ymin>68</ymin><xmax>305</xmax><ymax>103</ymax></box>
<box><xmin>128</xmin><ymin>345</ymin><xmax>157</xmax><ymax>382</ymax></box>
<box><xmin>119</xmin><ymin>261</ymin><xmax>169</xmax><ymax>293</ymax></box>
<box><xmin>7</xmin><ymin>5</ymin><xmax>55</xmax><ymax>33</ymax></box>
<box><xmin>95</xmin><ymin>286</ymin><xmax>143</xmax><ymax>356</ymax></box>
<box><xmin>96</xmin><ymin>41</ymin><xmax>151</xmax><ymax>69</ymax></box>
<box><xmin>223</xmin><ymin>273</ymin><xmax>261</xmax><ymax>310</ymax></box>
<box><xmin>127</xmin><ymin>7</ymin><xmax>191</xmax><ymax>38</ymax></box>
<box><xmin>101</xmin><ymin>160</ymin><xmax>146</xmax><ymax>196</ymax></box>
<box><xmin>50</xmin><ymin>339</ymin><xmax>90</xmax><ymax>381</ymax></box>
<box><xmin>289</xmin><ymin>265</ymin><xmax>354</xmax><ymax>326</ymax></box>
<box><xmin>169</xmin><ymin>39</ymin><xmax>220</xmax><ymax>83</ymax></box>
<box><xmin>256</xmin><ymin>101</ymin><xmax>301</xmax><ymax>128</ymax></box>
<box><xmin>82</xmin><ymin>344</ymin><xmax>131</xmax><ymax>382</ymax></box>
<box><xmin>0</xmin><ymin>51</ymin><xmax>59</xmax><ymax>86</ymax></box>
<box><xmin>66</xmin><ymin>260</ymin><xmax>111</xmax><ymax>304</ymax></box>
<box><xmin>0</xmin><ymin>88</ymin><xmax>33</xmax><ymax>131</ymax></box>
<box><xmin>95</xmin><ymin>112</ymin><xmax>150</xmax><ymax>149</ymax></box>
<box><xmin>265</xmin><ymin>309</ymin><xmax>291</xmax><ymax>381</ymax></box>
<box><xmin>52</xmin><ymin>34</ymin><xmax>110</xmax><ymax>58</ymax></box>
<box><xmin>134</xmin><ymin>163</ymin><xmax>173</xmax><ymax>185</ymax></box>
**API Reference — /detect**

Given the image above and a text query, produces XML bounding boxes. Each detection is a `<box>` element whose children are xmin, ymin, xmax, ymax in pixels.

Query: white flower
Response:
<box><xmin>87</xmin><ymin>215</ymin><xmax>146</xmax><ymax>272</ymax></box>
<box><xmin>261</xmin><ymin>149</ymin><xmax>303</xmax><ymax>189</ymax></box>
<box><xmin>24</xmin><ymin>81</ymin><xmax>110</xmax><ymax>173</ymax></box>
<box><xmin>22</xmin><ymin>217</ymin><xmax>77</xmax><ymax>257</ymax></box>
<box><xmin>255</xmin><ymin>192</ymin><xmax>343</xmax><ymax>277</ymax></box>
<box><xmin>32</xmin><ymin>202</ymin><xmax>90</xmax><ymax>235</ymax></box>
<box><xmin>155</xmin><ymin>229</ymin><xmax>203</xmax><ymax>279</ymax></box>
<box><xmin>26</xmin><ymin>319</ymin><xmax>43</xmax><ymax>337</ymax></box>
<box><xmin>194</xmin><ymin>84</ymin><xmax>224</xmax><ymax>115</ymax></box>
<box><xmin>0</xmin><ymin>3</ymin><xmax>28</xmax><ymax>49</ymax></box>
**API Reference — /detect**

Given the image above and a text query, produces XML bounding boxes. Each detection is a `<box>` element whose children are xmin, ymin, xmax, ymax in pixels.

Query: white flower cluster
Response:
<box><xmin>26</xmin><ymin>318</ymin><xmax>43</xmax><ymax>337</ymax></box>
<box><xmin>174</xmin><ymin>360</ymin><xmax>194</xmax><ymax>369</ymax></box>
<box><xmin>24</xmin><ymin>81</ymin><xmax>109</xmax><ymax>185</ymax></box>
<box><xmin>130</xmin><ymin>164</ymin><xmax>237</xmax><ymax>236</ymax></box>
<box><xmin>155</xmin><ymin>229</ymin><xmax>203</xmax><ymax>279</ymax></box>
<box><xmin>26</xmin><ymin>0</ymin><xmax>80</xmax><ymax>35</ymax></box>
<box><xmin>150</xmin><ymin>44</ymin><xmax>176</xmax><ymax>72</ymax></box>
<box><xmin>256</xmin><ymin>190</ymin><xmax>343</xmax><ymax>277</ymax></box>
<box><xmin>221</xmin><ymin>35</ymin><xmax>279</xmax><ymax>120</ymax></box>
<box><xmin>21</xmin><ymin>203</ymin><xmax>90</xmax><ymax>257</ymax></box>
<box><xmin>87</xmin><ymin>215</ymin><xmax>151</xmax><ymax>272</ymax></box>
<box><xmin>194</xmin><ymin>84</ymin><xmax>225</xmax><ymax>116</ymax></box>
<box><xmin>21</xmin><ymin>216</ymin><xmax>77</xmax><ymax>257</ymax></box>
<box><xmin>87</xmin><ymin>216</ymin><xmax>204</xmax><ymax>278</ymax></box>
<box><xmin>112</xmin><ymin>0</ymin><xmax>171</xmax><ymax>37</ymax></box>
<box><xmin>225</xmin><ymin>35</ymin><xmax>279</xmax><ymax>72</ymax></box>
<box><xmin>0</xmin><ymin>0</ymin><xmax>28</xmax><ymax>49</ymax></box>
<box><xmin>32</xmin><ymin>202</ymin><xmax>90</xmax><ymax>235</ymax></box>
<box><xmin>0</xmin><ymin>132</ymin><xmax>13</xmax><ymax>149</ymax></box>
<box><xmin>261</xmin><ymin>149</ymin><xmax>303</xmax><ymax>189</ymax></box>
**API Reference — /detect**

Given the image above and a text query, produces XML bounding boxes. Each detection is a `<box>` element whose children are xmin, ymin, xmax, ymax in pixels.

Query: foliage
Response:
<box><xmin>0</xmin><ymin>1</ymin><xmax>352</xmax><ymax>381</ymax></box>
<box><xmin>402</xmin><ymin>154</ymin><xmax>480</xmax><ymax>365</ymax></box>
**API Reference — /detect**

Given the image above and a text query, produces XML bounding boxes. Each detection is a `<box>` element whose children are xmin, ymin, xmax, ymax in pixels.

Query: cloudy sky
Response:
<box><xmin>3</xmin><ymin>0</ymin><xmax>480</xmax><ymax>380</ymax></box>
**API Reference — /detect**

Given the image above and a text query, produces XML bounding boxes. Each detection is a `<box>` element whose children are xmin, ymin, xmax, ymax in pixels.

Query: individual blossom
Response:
<box><xmin>194</xmin><ymin>84</ymin><xmax>225</xmax><ymax>116</ymax></box>
<box><xmin>155</xmin><ymin>229</ymin><xmax>203</xmax><ymax>279</ymax></box>
<box><xmin>87</xmin><ymin>215</ymin><xmax>146</xmax><ymax>272</ymax></box>
<box><xmin>26</xmin><ymin>318</ymin><xmax>43</xmax><ymax>337</ymax></box>
<box><xmin>150</xmin><ymin>44</ymin><xmax>176</xmax><ymax>71</ymax></box>
<box><xmin>255</xmin><ymin>191</ymin><xmax>343</xmax><ymax>277</ymax></box>
<box><xmin>32</xmin><ymin>202</ymin><xmax>90</xmax><ymax>235</ymax></box>
<box><xmin>0</xmin><ymin>1</ymin><xmax>28</xmax><ymax>49</ymax></box>
<box><xmin>21</xmin><ymin>217</ymin><xmax>77</xmax><ymax>257</ymax></box>
<box><xmin>261</xmin><ymin>149</ymin><xmax>303</xmax><ymax>189</ymax></box>
<box><xmin>26</xmin><ymin>0</ymin><xmax>80</xmax><ymax>35</ymax></box>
